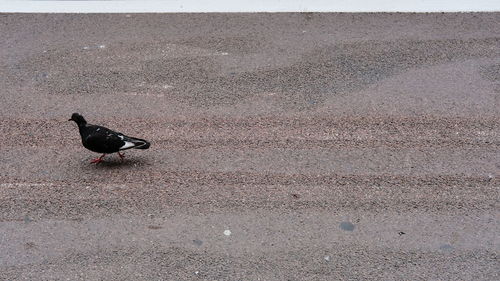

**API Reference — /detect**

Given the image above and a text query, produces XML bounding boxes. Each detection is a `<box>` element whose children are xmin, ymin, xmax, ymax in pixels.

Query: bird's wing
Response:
<box><xmin>84</xmin><ymin>126</ymin><xmax>126</xmax><ymax>152</ymax></box>
<box><xmin>115</xmin><ymin>133</ymin><xmax>137</xmax><ymax>150</ymax></box>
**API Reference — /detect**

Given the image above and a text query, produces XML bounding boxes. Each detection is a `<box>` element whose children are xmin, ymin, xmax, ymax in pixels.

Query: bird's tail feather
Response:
<box><xmin>126</xmin><ymin>137</ymin><xmax>150</xmax><ymax>150</ymax></box>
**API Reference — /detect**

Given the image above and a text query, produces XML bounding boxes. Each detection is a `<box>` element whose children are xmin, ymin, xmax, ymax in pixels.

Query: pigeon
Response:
<box><xmin>69</xmin><ymin>113</ymin><xmax>150</xmax><ymax>163</ymax></box>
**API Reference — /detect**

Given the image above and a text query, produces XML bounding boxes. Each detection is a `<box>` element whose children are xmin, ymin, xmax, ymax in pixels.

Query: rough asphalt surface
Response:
<box><xmin>0</xmin><ymin>13</ymin><xmax>499</xmax><ymax>280</ymax></box>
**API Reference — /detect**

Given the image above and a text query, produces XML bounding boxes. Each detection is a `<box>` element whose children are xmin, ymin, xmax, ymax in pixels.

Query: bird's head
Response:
<box><xmin>69</xmin><ymin>113</ymin><xmax>87</xmax><ymax>126</ymax></box>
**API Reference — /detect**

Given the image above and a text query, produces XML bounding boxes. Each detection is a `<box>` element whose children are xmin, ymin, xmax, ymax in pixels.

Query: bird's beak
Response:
<box><xmin>68</xmin><ymin>118</ymin><xmax>72</xmax><ymax>121</ymax></box>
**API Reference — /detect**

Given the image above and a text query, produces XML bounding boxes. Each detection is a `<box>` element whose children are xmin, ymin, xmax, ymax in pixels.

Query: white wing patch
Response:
<box><xmin>120</xmin><ymin>141</ymin><xmax>136</xmax><ymax>149</ymax></box>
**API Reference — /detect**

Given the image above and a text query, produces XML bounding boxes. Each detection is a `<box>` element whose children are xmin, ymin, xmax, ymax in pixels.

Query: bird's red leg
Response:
<box><xmin>117</xmin><ymin>152</ymin><xmax>125</xmax><ymax>160</ymax></box>
<box><xmin>91</xmin><ymin>154</ymin><xmax>106</xmax><ymax>164</ymax></box>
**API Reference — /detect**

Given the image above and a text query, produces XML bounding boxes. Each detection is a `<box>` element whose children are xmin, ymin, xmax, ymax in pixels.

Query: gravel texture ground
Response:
<box><xmin>0</xmin><ymin>13</ymin><xmax>499</xmax><ymax>280</ymax></box>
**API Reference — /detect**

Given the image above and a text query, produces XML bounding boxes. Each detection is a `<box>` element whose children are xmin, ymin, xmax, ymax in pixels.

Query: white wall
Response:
<box><xmin>1</xmin><ymin>0</ymin><xmax>499</xmax><ymax>13</ymax></box>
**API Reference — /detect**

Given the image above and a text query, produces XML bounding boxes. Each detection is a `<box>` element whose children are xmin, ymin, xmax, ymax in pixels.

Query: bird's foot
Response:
<box><xmin>90</xmin><ymin>154</ymin><xmax>106</xmax><ymax>164</ymax></box>
<box><xmin>117</xmin><ymin>152</ymin><xmax>125</xmax><ymax>160</ymax></box>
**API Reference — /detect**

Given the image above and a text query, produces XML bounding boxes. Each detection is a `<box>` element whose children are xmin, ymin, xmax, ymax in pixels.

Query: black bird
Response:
<box><xmin>69</xmin><ymin>113</ymin><xmax>150</xmax><ymax>163</ymax></box>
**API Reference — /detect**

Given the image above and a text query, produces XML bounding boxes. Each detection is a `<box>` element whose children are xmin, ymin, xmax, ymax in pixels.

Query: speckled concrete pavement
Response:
<box><xmin>0</xmin><ymin>13</ymin><xmax>499</xmax><ymax>280</ymax></box>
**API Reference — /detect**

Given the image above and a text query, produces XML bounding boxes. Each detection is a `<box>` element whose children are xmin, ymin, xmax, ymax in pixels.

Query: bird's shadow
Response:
<box><xmin>81</xmin><ymin>157</ymin><xmax>149</xmax><ymax>170</ymax></box>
